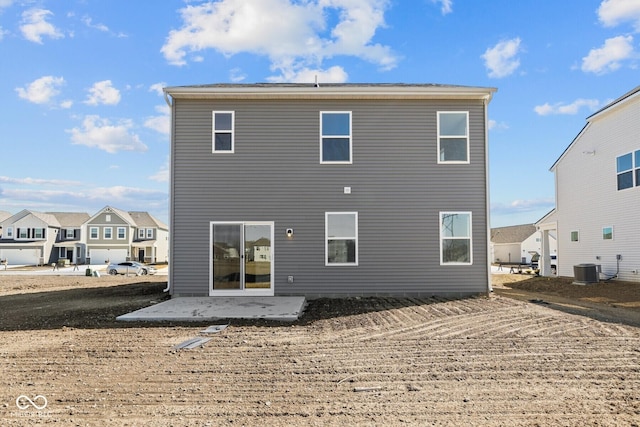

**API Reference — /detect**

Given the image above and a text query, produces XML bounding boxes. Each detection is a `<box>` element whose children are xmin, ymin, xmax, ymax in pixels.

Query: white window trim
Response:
<box><xmin>320</xmin><ymin>111</ymin><xmax>353</xmax><ymax>164</ymax></box>
<box><xmin>212</xmin><ymin>111</ymin><xmax>235</xmax><ymax>154</ymax></box>
<box><xmin>89</xmin><ymin>227</ymin><xmax>99</xmax><ymax>240</ymax></box>
<box><xmin>34</xmin><ymin>228</ymin><xmax>44</xmax><ymax>239</ymax></box>
<box><xmin>602</xmin><ymin>226</ymin><xmax>614</xmax><ymax>240</ymax></box>
<box><xmin>570</xmin><ymin>230</ymin><xmax>580</xmax><ymax>242</ymax></box>
<box><xmin>117</xmin><ymin>227</ymin><xmax>126</xmax><ymax>240</ymax></box>
<box><xmin>6</xmin><ymin>227</ymin><xmax>13</xmax><ymax>238</ymax></box>
<box><xmin>439</xmin><ymin>211</ymin><xmax>473</xmax><ymax>266</ymax></box>
<box><xmin>325</xmin><ymin>211</ymin><xmax>359</xmax><ymax>266</ymax></box>
<box><xmin>104</xmin><ymin>227</ymin><xmax>113</xmax><ymax>240</ymax></box>
<box><xmin>437</xmin><ymin>111</ymin><xmax>470</xmax><ymax>164</ymax></box>
<box><xmin>138</xmin><ymin>229</ymin><xmax>145</xmax><ymax>239</ymax></box>
<box><xmin>66</xmin><ymin>228</ymin><xmax>75</xmax><ymax>239</ymax></box>
<box><xmin>146</xmin><ymin>228</ymin><xmax>153</xmax><ymax>239</ymax></box>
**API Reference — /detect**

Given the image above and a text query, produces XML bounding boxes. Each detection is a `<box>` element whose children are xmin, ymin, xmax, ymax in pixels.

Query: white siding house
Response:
<box><xmin>537</xmin><ymin>86</ymin><xmax>640</xmax><ymax>281</ymax></box>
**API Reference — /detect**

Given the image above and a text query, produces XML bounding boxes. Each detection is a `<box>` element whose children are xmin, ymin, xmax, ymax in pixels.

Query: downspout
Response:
<box><xmin>484</xmin><ymin>95</ymin><xmax>493</xmax><ymax>296</ymax></box>
<box><xmin>163</xmin><ymin>89</ymin><xmax>173</xmax><ymax>293</ymax></box>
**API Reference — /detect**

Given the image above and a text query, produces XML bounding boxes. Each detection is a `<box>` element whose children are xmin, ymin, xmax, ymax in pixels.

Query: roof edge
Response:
<box><xmin>164</xmin><ymin>83</ymin><xmax>496</xmax><ymax>102</ymax></box>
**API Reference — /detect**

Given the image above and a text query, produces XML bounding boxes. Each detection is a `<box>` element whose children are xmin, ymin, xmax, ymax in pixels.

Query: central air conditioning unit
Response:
<box><xmin>573</xmin><ymin>263</ymin><xmax>599</xmax><ymax>285</ymax></box>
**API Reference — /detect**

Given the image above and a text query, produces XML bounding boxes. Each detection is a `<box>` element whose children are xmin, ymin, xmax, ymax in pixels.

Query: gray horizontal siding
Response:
<box><xmin>170</xmin><ymin>98</ymin><xmax>489</xmax><ymax>296</ymax></box>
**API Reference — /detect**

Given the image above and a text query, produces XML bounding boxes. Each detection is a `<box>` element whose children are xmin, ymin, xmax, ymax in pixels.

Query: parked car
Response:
<box><xmin>107</xmin><ymin>261</ymin><xmax>157</xmax><ymax>275</ymax></box>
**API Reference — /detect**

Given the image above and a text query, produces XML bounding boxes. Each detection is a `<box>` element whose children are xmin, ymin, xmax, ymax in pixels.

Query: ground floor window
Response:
<box><xmin>325</xmin><ymin>212</ymin><xmax>358</xmax><ymax>266</ymax></box>
<box><xmin>440</xmin><ymin>212</ymin><xmax>472</xmax><ymax>265</ymax></box>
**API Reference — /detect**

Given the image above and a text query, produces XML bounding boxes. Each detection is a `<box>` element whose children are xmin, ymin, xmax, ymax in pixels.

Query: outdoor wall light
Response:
<box><xmin>286</xmin><ymin>228</ymin><xmax>294</xmax><ymax>238</ymax></box>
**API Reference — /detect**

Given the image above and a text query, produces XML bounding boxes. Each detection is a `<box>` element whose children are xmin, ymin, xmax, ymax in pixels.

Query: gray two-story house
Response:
<box><xmin>164</xmin><ymin>83</ymin><xmax>496</xmax><ymax>297</ymax></box>
<box><xmin>85</xmin><ymin>206</ymin><xmax>169</xmax><ymax>265</ymax></box>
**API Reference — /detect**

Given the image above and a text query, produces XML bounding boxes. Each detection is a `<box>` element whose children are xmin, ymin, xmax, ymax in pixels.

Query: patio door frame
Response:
<box><xmin>209</xmin><ymin>221</ymin><xmax>274</xmax><ymax>297</ymax></box>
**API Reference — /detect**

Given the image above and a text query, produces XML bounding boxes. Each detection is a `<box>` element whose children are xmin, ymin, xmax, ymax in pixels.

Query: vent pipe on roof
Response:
<box><xmin>314</xmin><ymin>75</ymin><xmax>319</xmax><ymax>88</ymax></box>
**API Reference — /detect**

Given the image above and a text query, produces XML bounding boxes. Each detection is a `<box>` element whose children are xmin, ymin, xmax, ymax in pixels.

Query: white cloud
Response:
<box><xmin>230</xmin><ymin>68</ymin><xmax>247</xmax><ymax>82</ymax></box>
<box><xmin>581</xmin><ymin>35</ymin><xmax>634</xmax><ymax>74</ymax></box>
<box><xmin>492</xmin><ymin>198</ymin><xmax>555</xmax><ymax>215</ymax></box>
<box><xmin>0</xmin><ymin>0</ymin><xmax>14</xmax><ymax>9</ymax></box>
<box><xmin>0</xmin><ymin>176</ymin><xmax>81</xmax><ymax>186</ymax></box>
<box><xmin>432</xmin><ymin>0</ymin><xmax>453</xmax><ymax>15</ymax></box>
<box><xmin>1</xmin><ymin>185</ymin><xmax>166</xmax><ymax>209</ymax></box>
<box><xmin>161</xmin><ymin>0</ymin><xmax>397</xmax><ymax>81</ymax></box>
<box><xmin>82</xmin><ymin>16</ymin><xmax>109</xmax><ymax>32</ymax></box>
<box><xmin>267</xmin><ymin>65</ymin><xmax>348</xmax><ymax>83</ymax></box>
<box><xmin>144</xmin><ymin>105</ymin><xmax>171</xmax><ymax>136</ymax></box>
<box><xmin>149</xmin><ymin>157</ymin><xmax>170</xmax><ymax>183</ymax></box>
<box><xmin>68</xmin><ymin>115</ymin><xmax>147</xmax><ymax>153</ymax></box>
<box><xmin>488</xmin><ymin>119</ymin><xmax>508</xmax><ymax>131</ymax></box>
<box><xmin>89</xmin><ymin>185</ymin><xmax>165</xmax><ymax>202</ymax></box>
<box><xmin>15</xmin><ymin>75</ymin><xmax>65</xmax><ymax>104</ymax></box>
<box><xmin>59</xmin><ymin>99</ymin><xmax>73</xmax><ymax>109</ymax></box>
<box><xmin>85</xmin><ymin>80</ymin><xmax>121</xmax><ymax>106</ymax></box>
<box><xmin>20</xmin><ymin>8</ymin><xmax>63</xmax><ymax>44</ymax></box>
<box><xmin>598</xmin><ymin>0</ymin><xmax>640</xmax><ymax>31</ymax></box>
<box><xmin>534</xmin><ymin>98</ymin><xmax>600</xmax><ymax>116</ymax></box>
<box><xmin>481</xmin><ymin>37</ymin><xmax>522</xmax><ymax>78</ymax></box>
<box><xmin>149</xmin><ymin>82</ymin><xmax>166</xmax><ymax>96</ymax></box>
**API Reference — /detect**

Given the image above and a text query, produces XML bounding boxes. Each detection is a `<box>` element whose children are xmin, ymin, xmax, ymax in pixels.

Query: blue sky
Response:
<box><xmin>1</xmin><ymin>0</ymin><xmax>639</xmax><ymax>227</ymax></box>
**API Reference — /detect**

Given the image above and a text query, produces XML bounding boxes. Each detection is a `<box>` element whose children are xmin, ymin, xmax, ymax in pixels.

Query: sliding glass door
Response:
<box><xmin>210</xmin><ymin>222</ymin><xmax>273</xmax><ymax>295</ymax></box>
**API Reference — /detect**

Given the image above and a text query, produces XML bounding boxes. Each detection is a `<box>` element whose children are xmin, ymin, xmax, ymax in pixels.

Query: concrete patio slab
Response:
<box><xmin>116</xmin><ymin>296</ymin><xmax>306</xmax><ymax>322</ymax></box>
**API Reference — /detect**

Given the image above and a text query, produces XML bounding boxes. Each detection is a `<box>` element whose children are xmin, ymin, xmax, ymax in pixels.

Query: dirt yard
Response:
<box><xmin>1</xmin><ymin>273</ymin><xmax>639</xmax><ymax>426</ymax></box>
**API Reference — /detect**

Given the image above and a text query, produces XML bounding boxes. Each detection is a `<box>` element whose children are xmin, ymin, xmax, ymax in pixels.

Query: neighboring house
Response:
<box><xmin>164</xmin><ymin>83</ymin><xmax>496</xmax><ymax>297</ymax></box>
<box><xmin>84</xmin><ymin>206</ymin><xmax>168</xmax><ymax>265</ymax></box>
<box><xmin>129</xmin><ymin>211</ymin><xmax>169</xmax><ymax>264</ymax></box>
<box><xmin>537</xmin><ymin>86</ymin><xmax>640</xmax><ymax>281</ymax></box>
<box><xmin>0</xmin><ymin>211</ymin><xmax>12</xmax><ymax>237</ymax></box>
<box><xmin>491</xmin><ymin>224</ymin><xmax>536</xmax><ymax>264</ymax></box>
<box><xmin>491</xmin><ymin>223</ymin><xmax>558</xmax><ymax>266</ymax></box>
<box><xmin>0</xmin><ymin>210</ymin><xmax>70</xmax><ymax>265</ymax></box>
<box><xmin>50</xmin><ymin>212</ymin><xmax>90</xmax><ymax>264</ymax></box>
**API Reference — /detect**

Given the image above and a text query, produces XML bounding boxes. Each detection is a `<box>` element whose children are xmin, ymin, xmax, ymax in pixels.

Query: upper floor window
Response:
<box><xmin>325</xmin><ymin>212</ymin><xmax>358</xmax><ymax>266</ymax></box>
<box><xmin>117</xmin><ymin>227</ymin><xmax>126</xmax><ymax>240</ymax></box>
<box><xmin>6</xmin><ymin>227</ymin><xmax>13</xmax><ymax>238</ymax></box>
<box><xmin>66</xmin><ymin>228</ymin><xmax>75</xmax><ymax>239</ymax></box>
<box><xmin>616</xmin><ymin>150</ymin><xmax>640</xmax><ymax>190</ymax></box>
<box><xmin>570</xmin><ymin>230</ymin><xmax>579</xmax><ymax>242</ymax></box>
<box><xmin>602</xmin><ymin>226</ymin><xmax>613</xmax><ymax>240</ymax></box>
<box><xmin>90</xmin><ymin>227</ymin><xmax>98</xmax><ymax>239</ymax></box>
<box><xmin>18</xmin><ymin>228</ymin><xmax>28</xmax><ymax>239</ymax></box>
<box><xmin>440</xmin><ymin>212</ymin><xmax>472</xmax><ymax>265</ymax></box>
<box><xmin>138</xmin><ymin>229</ymin><xmax>145</xmax><ymax>239</ymax></box>
<box><xmin>212</xmin><ymin>111</ymin><xmax>235</xmax><ymax>153</ymax></box>
<box><xmin>34</xmin><ymin>228</ymin><xmax>44</xmax><ymax>239</ymax></box>
<box><xmin>146</xmin><ymin>228</ymin><xmax>153</xmax><ymax>239</ymax></box>
<box><xmin>320</xmin><ymin>112</ymin><xmax>352</xmax><ymax>164</ymax></box>
<box><xmin>438</xmin><ymin>111</ymin><xmax>469</xmax><ymax>163</ymax></box>
<box><xmin>104</xmin><ymin>227</ymin><xmax>112</xmax><ymax>240</ymax></box>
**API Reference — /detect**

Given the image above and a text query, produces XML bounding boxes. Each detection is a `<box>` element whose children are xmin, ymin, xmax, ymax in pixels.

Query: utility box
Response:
<box><xmin>573</xmin><ymin>264</ymin><xmax>599</xmax><ymax>284</ymax></box>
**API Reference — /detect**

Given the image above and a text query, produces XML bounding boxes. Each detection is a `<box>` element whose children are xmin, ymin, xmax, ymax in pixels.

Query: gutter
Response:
<box><xmin>484</xmin><ymin>95</ymin><xmax>493</xmax><ymax>296</ymax></box>
<box><xmin>163</xmin><ymin>88</ymin><xmax>173</xmax><ymax>294</ymax></box>
<box><xmin>164</xmin><ymin>84</ymin><xmax>497</xmax><ymax>101</ymax></box>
